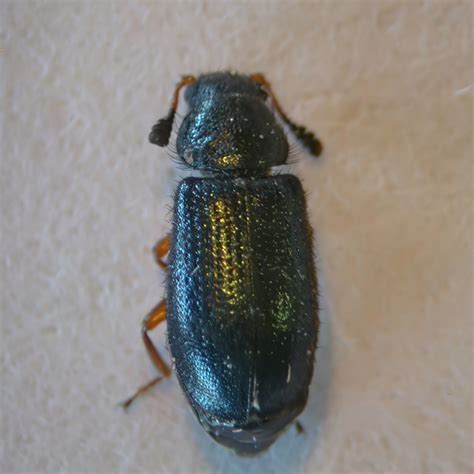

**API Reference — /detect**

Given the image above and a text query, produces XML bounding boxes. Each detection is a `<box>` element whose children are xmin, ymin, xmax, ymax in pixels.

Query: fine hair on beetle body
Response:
<box><xmin>123</xmin><ymin>71</ymin><xmax>323</xmax><ymax>456</ymax></box>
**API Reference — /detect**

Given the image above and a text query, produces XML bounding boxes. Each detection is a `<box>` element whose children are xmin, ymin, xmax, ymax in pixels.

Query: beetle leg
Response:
<box><xmin>120</xmin><ymin>299</ymin><xmax>171</xmax><ymax>410</ymax></box>
<box><xmin>120</xmin><ymin>376</ymin><xmax>163</xmax><ymax>410</ymax></box>
<box><xmin>249</xmin><ymin>73</ymin><xmax>323</xmax><ymax>157</ymax></box>
<box><xmin>153</xmin><ymin>234</ymin><xmax>170</xmax><ymax>270</ymax></box>
<box><xmin>142</xmin><ymin>299</ymin><xmax>171</xmax><ymax>377</ymax></box>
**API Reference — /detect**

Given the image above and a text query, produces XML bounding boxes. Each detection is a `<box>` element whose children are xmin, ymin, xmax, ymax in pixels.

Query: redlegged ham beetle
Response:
<box><xmin>123</xmin><ymin>71</ymin><xmax>322</xmax><ymax>455</ymax></box>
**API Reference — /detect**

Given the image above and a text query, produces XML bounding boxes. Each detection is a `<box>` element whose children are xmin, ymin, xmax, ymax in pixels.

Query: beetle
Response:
<box><xmin>123</xmin><ymin>71</ymin><xmax>322</xmax><ymax>456</ymax></box>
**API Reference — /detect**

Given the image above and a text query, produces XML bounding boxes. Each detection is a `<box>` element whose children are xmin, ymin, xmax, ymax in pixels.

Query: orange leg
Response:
<box><xmin>250</xmin><ymin>73</ymin><xmax>323</xmax><ymax>157</ymax></box>
<box><xmin>141</xmin><ymin>299</ymin><xmax>171</xmax><ymax>377</ymax></box>
<box><xmin>153</xmin><ymin>234</ymin><xmax>170</xmax><ymax>270</ymax></box>
<box><xmin>120</xmin><ymin>376</ymin><xmax>163</xmax><ymax>410</ymax></box>
<box><xmin>121</xmin><ymin>299</ymin><xmax>171</xmax><ymax>410</ymax></box>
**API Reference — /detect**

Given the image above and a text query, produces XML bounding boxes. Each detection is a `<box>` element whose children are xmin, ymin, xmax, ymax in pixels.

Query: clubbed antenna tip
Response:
<box><xmin>249</xmin><ymin>73</ymin><xmax>323</xmax><ymax>159</ymax></box>
<box><xmin>289</xmin><ymin>123</ymin><xmax>323</xmax><ymax>157</ymax></box>
<box><xmin>149</xmin><ymin>109</ymin><xmax>174</xmax><ymax>147</ymax></box>
<box><xmin>149</xmin><ymin>75</ymin><xmax>197</xmax><ymax>148</ymax></box>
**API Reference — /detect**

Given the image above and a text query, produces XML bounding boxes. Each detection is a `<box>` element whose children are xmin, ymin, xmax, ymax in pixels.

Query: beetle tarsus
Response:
<box><xmin>121</xmin><ymin>299</ymin><xmax>170</xmax><ymax>409</ymax></box>
<box><xmin>120</xmin><ymin>376</ymin><xmax>164</xmax><ymax>411</ymax></box>
<box><xmin>295</xmin><ymin>420</ymin><xmax>305</xmax><ymax>435</ymax></box>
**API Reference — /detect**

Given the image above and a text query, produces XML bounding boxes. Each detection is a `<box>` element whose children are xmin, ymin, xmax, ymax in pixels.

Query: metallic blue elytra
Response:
<box><xmin>167</xmin><ymin>175</ymin><xmax>318</xmax><ymax>454</ymax></box>
<box><xmin>147</xmin><ymin>71</ymin><xmax>322</xmax><ymax>455</ymax></box>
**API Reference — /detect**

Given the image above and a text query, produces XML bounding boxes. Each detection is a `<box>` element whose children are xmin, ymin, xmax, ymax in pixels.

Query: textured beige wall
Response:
<box><xmin>1</xmin><ymin>1</ymin><xmax>472</xmax><ymax>473</ymax></box>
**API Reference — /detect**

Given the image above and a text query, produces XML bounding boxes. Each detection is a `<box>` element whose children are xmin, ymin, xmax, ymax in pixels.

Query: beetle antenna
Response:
<box><xmin>149</xmin><ymin>110</ymin><xmax>174</xmax><ymax>147</ymax></box>
<box><xmin>250</xmin><ymin>73</ymin><xmax>323</xmax><ymax>157</ymax></box>
<box><xmin>149</xmin><ymin>75</ymin><xmax>196</xmax><ymax>147</ymax></box>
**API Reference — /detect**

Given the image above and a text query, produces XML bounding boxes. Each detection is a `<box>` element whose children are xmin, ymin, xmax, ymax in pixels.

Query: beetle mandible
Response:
<box><xmin>123</xmin><ymin>71</ymin><xmax>322</xmax><ymax>456</ymax></box>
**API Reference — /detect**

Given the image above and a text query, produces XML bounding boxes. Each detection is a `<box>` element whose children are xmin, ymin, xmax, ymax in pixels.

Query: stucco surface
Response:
<box><xmin>1</xmin><ymin>1</ymin><xmax>472</xmax><ymax>473</ymax></box>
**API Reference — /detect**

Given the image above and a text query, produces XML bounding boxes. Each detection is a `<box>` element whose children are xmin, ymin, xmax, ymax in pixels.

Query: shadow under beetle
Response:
<box><xmin>123</xmin><ymin>71</ymin><xmax>323</xmax><ymax>456</ymax></box>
